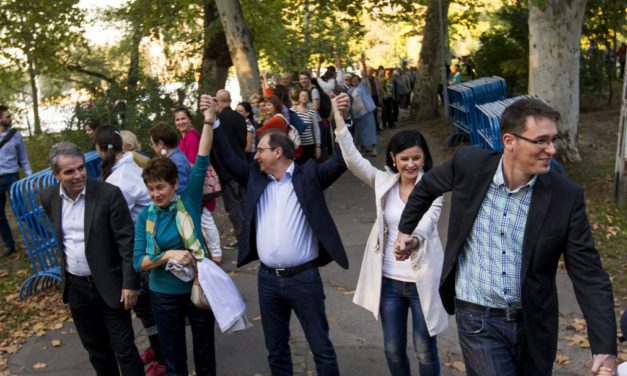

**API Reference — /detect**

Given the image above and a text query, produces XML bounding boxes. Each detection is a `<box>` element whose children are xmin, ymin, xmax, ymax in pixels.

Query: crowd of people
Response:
<box><xmin>0</xmin><ymin>50</ymin><xmax>622</xmax><ymax>376</ymax></box>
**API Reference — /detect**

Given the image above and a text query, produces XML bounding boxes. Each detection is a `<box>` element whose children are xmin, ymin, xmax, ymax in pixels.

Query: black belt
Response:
<box><xmin>260</xmin><ymin>260</ymin><xmax>317</xmax><ymax>278</ymax></box>
<box><xmin>66</xmin><ymin>273</ymin><xmax>94</xmax><ymax>283</ymax></box>
<box><xmin>456</xmin><ymin>300</ymin><xmax>523</xmax><ymax>322</ymax></box>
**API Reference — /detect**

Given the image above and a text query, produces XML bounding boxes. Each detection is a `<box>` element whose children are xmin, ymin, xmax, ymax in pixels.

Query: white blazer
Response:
<box><xmin>336</xmin><ymin>127</ymin><xmax>448</xmax><ymax>336</ymax></box>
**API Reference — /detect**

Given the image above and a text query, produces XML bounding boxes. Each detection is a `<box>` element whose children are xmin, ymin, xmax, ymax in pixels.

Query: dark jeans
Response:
<box><xmin>150</xmin><ymin>291</ymin><xmax>216</xmax><ymax>376</ymax></box>
<box><xmin>380</xmin><ymin>277</ymin><xmax>440</xmax><ymax>376</ymax></box>
<box><xmin>221</xmin><ymin>178</ymin><xmax>245</xmax><ymax>236</ymax></box>
<box><xmin>258</xmin><ymin>267</ymin><xmax>339</xmax><ymax>376</ymax></box>
<box><xmin>456</xmin><ymin>303</ymin><xmax>527</xmax><ymax>376</ymax></box>
<box><xmin>66</xmin><ymin>276</ymin><xmax>144</xmax><ymax>376</ymax></box>
<box><xmin>0</xmin><ymin>172</ymin><xmax>18</xmax><ymax>251</ymax></box>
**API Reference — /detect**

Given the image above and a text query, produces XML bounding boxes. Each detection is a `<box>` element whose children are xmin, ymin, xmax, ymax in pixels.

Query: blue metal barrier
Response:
<box><xmin>474</xmin><ymin>96</ymin><xmax>564</xmax><ymax>173</ymax></box>
<box><xmin>447</xmin><ymin>76</ymin><xmax>507</xmax><ymax>143</ymax></box>
<box><xmin>9</xmin><ymin>151</ymin><xmax>102</xmax><ymax>298</ymax></box>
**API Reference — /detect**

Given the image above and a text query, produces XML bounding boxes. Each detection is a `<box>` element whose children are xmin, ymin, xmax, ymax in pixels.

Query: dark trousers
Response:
<box><xmin>456</xmin><ymin>304</ymin><xmax>529</xmax><ymax>376</ymax></box>
<box><xmin>150</xmin><ymin>291</ymin><xmax>216</xmax><ymax>376</ymax></box>
<box><xmin>221</xmin><ymin>178</ymin><xmax>245</xmax><ymax>236</ymax></box>
<box><xmin>66</xmin><ymin>276</ymin><xmax>144</xmax><ymax>376</ymax></box>
<box><xmin>0</xmin><ymin>172</ymin><xmax>18</xmax><ymax>251</ymax></box>
<box><xmin>258</xmin><ymin>267</ymin><xmax>339</xmax><ymax>376</ymax></box>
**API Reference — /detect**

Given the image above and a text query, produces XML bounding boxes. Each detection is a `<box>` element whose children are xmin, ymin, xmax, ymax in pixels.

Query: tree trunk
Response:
<box><xmin>26</xmin><ymin>55</ymin><xmax>41</xmax><ymax>135</ymax></box>
<box><xmin>214</xmin><ymin>0</ymin><xmax>261</xmax><ymax>100</ymax></box>
<box><xmin>528</xmin><ymin>0</ymin><xmax>587</xmax><ymax>162</ymax></box>
<box><xmin>411</xmin><ymin>0</ymin><xmax>450</xmax><ymax>120</ymax></box>
<box><xmin>198</xmin><ymin>0</ymin><xmax>232</xmax><ymax>97</ymax></box>
<box><xmin>125</xmin><ymin>22</ymin><xmax>143</xmax><ymax>128</ymax></box>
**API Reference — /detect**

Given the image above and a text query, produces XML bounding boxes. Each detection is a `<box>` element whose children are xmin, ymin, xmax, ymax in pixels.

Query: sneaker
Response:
<box><xmin>140</xmin><ymin>347</ymin><xmax>154</xmax><ymax>365</ymax></box>
<box><xmin>369</xmin><ymin>149</ymin><xmax>378</xmax><ymax>157</ymax></box>
<box><xmin>146</xmin><ymin>362</ymin><xmax>166</xmax><ymax>376</ymax></box>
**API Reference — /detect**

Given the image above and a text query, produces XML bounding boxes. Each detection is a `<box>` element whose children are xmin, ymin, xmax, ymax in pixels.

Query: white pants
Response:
<box><xmin>201</xmin><ymin>207</ymin><xmax>222</xmax><ymax>258</ymax></box>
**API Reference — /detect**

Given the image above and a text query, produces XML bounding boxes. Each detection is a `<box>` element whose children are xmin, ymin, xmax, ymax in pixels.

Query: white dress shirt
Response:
<box><xmin>60</xmin><ymin>185</ymin><xmax>91</xmax><ymax>276</ymax></box>
<box><xmin>256</xmin><ymin>162</ymin><xmax>319</xmax><ymax>268</ymax></box>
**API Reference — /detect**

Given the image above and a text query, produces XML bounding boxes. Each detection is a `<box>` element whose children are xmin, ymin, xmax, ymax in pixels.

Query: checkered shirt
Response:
<box><xmin>455</xmin><ymin>158</ymin><xmax>536</xmax><ymax>309</ymax></box>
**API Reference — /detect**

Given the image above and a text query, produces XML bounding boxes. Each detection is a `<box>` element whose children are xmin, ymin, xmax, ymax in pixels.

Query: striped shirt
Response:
<box><xmin>291</xmin><ymin>107</ymin><xmax>319</xmax><ymax>146</ymax></box>
<box><xmin>455</xmin><ymin>158</ymin><xmax>536</xmax><ymax>309</ymax></box>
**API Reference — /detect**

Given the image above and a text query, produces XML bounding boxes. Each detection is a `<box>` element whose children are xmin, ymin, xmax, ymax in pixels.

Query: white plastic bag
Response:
<box><xmin>196</xmin><ymin>258</ymin><xmax>252</xmax><ymax>333</ymax></box>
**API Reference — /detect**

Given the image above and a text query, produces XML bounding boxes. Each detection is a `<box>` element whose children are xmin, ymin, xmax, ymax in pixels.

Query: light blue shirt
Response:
<box><xmin>0</xmin><ymin>128</ymin><xmax>32</xmax><ymax>176</ymax></box>
<box><xmin>256</xmin><ymin>162</ymin><xmax>319</xmax><ymax>268</ymax></box>
<box><xmin>456</xmin><ymin>158</ymin><xmax>536</xmax><ymax>309</ymax></box>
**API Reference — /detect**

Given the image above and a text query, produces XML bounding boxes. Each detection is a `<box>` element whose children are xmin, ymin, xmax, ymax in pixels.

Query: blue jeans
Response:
<box><xmin>380</xmin><ymin>277</ymin><xmax>440</xmax><ymax>376</ymax></box>
<box><xmin>0</xmin><ymin>172</ymin><xmax>18</xmax><ymax>252</ymax></box>
<box><xmin>258</xmin><ymin>267</ymin><xmax>339</xmax><ymax>376</ymax></box>
<box><xmin>150</xmin><ymin>291</ymin><xmax>216</xmax><ymax>376</ymax></box>
<box><xmin>455</xmin><ymin>303</ymin><xmax>527</xmax><ymax>376</ymax></box>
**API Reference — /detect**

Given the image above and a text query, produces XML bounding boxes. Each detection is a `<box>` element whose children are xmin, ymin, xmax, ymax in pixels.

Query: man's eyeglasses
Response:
<box><xmin>511</xmin><ymin>134</ymin><xmax>560</xmax><ymax>148</ymax></box>
<box><xmin>256</xmin><ymin>147</ymin><xmax>277</xmax><ymax>153</ymax></box>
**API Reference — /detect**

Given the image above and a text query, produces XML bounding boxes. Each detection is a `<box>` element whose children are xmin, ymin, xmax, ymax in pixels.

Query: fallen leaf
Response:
<box><xmin>565</xmin><ymin>334</ymin><xmax>590</xmax><ymax>348</ymax></box>
<box><xmin>327</xmin><ymin>316</ymin><xmax>337</xmax><ymax>324</ymax></box>
<box><xmin>50</xmin><ymin>339</ymin><xmax>62</xmax><ymax>347</ymax></box>
<box><xmin>251</xmin><ymin>316</ymin><xmax>261</xmax><ymax>321</ymax></box>
<box><xmin>32</xmin><ymin>362</ymin><xmax>47</xmax><ymax>369</ymax></box>
<box><xmin>451</xmin><ymin>361</ymin><xmax>466</xmax><ymax>371</ymax></box>
<box><xmin>554</xmin><ymin>353</ymin><xmax>571</xmax><ymax>365</ymax></box>
<box><xmin>567</xmin><ymin>318</ymin><xmax>586</xmax><ymax>332</ymax></box>
<box><xmin>0</xmin><ymin>345</ymin><xmax>20</xmax><ymax>354</ymax></box>
<box><xmin>342</xmin><ymin>290</ymin><xmax>355</xmax><ymax>296</ymax></box>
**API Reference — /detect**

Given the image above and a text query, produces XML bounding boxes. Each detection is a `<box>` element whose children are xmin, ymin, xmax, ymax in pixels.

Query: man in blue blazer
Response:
<box><xmin>201</xmin><ymin>94</ymin><xmax>351</xmax><ymax>376</ymax></box>
<box><xmin>396</xmin><ymin>98</ymin><xmax>617</xmax><ymax>375</ymax></box>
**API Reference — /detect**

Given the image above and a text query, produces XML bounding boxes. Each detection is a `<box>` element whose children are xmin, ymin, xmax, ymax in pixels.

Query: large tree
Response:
<box><xmin>214</xmin><ymin>0</ymin><xmax>260</xmax><ymax>99</ymax></box>
<box><xmin>528</xmin><ymin>0</ymin><xmax>587</xmax><ymax>162</ymax></box>
<box><xmin>413</xmin><ymin>0</ymin><xmax>450</xmax><ymax>120</ymax></box>
<box><xmin>0</xmin><ymin>0</ymin><xmax>85</xmax><ymax>134</ymax></box>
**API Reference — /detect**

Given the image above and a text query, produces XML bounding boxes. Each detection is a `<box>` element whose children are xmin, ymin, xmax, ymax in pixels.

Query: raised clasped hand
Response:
<box><xmin>199</xmin><ymin>94</ymin><xmax>218</xmax><ymax>122</ymax></box>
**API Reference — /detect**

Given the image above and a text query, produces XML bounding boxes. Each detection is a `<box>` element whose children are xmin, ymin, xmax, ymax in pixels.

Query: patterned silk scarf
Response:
<box><xmin>145</xmin><ymin>195</ymin><xmax>204</xmax><ymax>261</ymax></box>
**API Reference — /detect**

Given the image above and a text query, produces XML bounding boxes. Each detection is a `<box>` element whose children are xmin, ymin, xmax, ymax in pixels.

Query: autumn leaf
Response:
<box><xmin>554</xmin><ymin>353</ymin><xmax>571</xmax><ymax>365</ymax></box>
<box><xmin>32</xmin><ymin>362</ymin><xmax>47</xmax><ymax>369</ymax></box>
<box><xmin>567</xmin><ymin>318</ymin><xmax>586</xmax><ymax>332</ymax></box>
<box><xmin>450</xmin><ymin>361</ymin><xmax>466</xmax><ymax>372</ymax></box>
<box><xmin>565</xmin><ymin>334</ymin><xmax>590</xmax><ymax>348</ymax></box>
<box><xmin>50</xmin><ymin>339</ymin><xmax>62</xmax><ymax>347</ymax></box>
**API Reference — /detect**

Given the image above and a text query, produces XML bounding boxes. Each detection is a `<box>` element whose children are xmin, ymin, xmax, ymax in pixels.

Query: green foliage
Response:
<box><xmin>471</xmin><ymin>0</ymin><xmax>528</xmax><ymax>94</ymax></box>
<box><xmin>583</xmin><ymin>0</ymin><xmax>626</xmax><ymax>47</ymax></box>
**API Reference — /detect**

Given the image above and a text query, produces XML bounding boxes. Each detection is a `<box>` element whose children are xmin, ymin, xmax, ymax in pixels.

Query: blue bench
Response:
<box><xmin>10</xmin><ymin>151</ymin><xmax>102</xmax><ymax>298</ymax></box>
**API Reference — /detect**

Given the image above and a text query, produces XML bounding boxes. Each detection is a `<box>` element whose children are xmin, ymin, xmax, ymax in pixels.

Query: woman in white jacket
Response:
<box><xmin>334</xmin><ymin>110</ymin><xmax>447</xmax><ymax>376</ymax></box>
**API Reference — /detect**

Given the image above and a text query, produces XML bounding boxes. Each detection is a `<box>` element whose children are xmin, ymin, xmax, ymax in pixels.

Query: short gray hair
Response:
<box><xmin>48</xmin><ymin>142</ymin><xmax>84</xmax><ymax>174</ymax></box>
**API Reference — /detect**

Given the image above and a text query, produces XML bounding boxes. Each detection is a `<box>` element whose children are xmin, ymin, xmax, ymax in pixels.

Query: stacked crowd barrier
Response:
<box><xmin>447</xmin><ymin>76</ymin><xmax>507</xmax><ymax>143</ymax></box>
<box><xmin>474</xmin><ymin>95</ymin><xmax>564</xmax><ymax>172</ymax></box>
<box><xmin>9</xmin><ymin>151</ymin><xmax>102</xmax><ymax>298</ymax></box>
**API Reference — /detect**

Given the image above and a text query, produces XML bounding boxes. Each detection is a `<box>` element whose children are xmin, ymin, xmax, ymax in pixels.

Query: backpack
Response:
<box><xmin>276</xmin><ymin>114</ymin><xmax>301</xmax><ymax>150</ymax></box>
<box><xmin>288</xmin><ymin>109</ymin><xmax>306</xmax><ymax>134</ymax></box>
<box><xmin>310</xmin><ymin>79</ymin><xmax>332</xmax><ymax>120</ymax></box>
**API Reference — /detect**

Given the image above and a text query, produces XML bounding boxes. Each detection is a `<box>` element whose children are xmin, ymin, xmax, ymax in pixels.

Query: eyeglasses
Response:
<box><xmin>511</xmin><ymin>134</ymin><xmax>560</xmax><ymax>148</ymax></box>
<box><xmin>256</xmin><ymin>147</ymin><xmax>277</xmax><ymax>153</ymax></box>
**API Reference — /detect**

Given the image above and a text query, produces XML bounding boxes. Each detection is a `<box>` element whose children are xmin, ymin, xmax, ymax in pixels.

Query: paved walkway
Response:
<box><xmin>7</xmin><ymin>120</ymin><xmax>597</xmax><ymax>375</ymax></box>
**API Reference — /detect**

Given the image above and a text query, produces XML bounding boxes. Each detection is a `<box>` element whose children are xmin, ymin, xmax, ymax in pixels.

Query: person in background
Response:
<box><xmin>299</xmin><ymin>71</ymin><xmax>320</xmax><ymax>110</ymax></box>
<box><xmin>249</xmin><ymin>93</ymin><xmax>262</xmax><ymax>125</ymax></box>
<box><xmin>93</xmin><ymin>126</ymin><xmax>165</xmax><ymax>376</ymax></box>
<box><xmin>84</xmin><ymin>120</ymin><xmax>100</xmax><ymax>141</ymax></box>
<box><xmin>291</xmin><ymin>89</ymin><xmax>321</xmax><ymax>163</ymax></box>
<box><xmin>0</xmin><ymin>105</ymin><xmax>32</xmax><ymax>256</ymax></box>
<box><xmin>348</xmin><ymin>54</ymin><xmax>378</xmax><ymax>157</ymax></box>
<box><xmin>448</xmin><ymin>64</ymin><xmax>462</xmax><ymax>86</ymax></box>
<box><xmin>214</xmin><ymin>89</ymin><xmax>248</xmax><ymax>250</ymax></box>
<box><xmin>120</xmin><ymin>130</ymin><xmax>149</xmax><ymax>168</ymax></box>
<box><xmin>133</xmin><ymin>98</ymin><xmax>218</xmax><ymax>375</ymax></box>
<box><xmin>236</xmin><ymin>102</ymin><xmax>257</xmax><ymax>159</ymax></box>
<box><xmin>173</xmin><ymin>107</ymin><xmax>223</xmax><ymax>265</ymax></box>
<box><xmin>149</xmin><ymin>123</ymin><xmax>191</xmax><ymax>194</ymax></box>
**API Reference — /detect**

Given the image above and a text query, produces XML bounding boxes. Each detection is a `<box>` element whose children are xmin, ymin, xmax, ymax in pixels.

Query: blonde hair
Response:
<box><xmin>120</xmin><ymin>130</ymin><xmax>141</xmax><ymax>152</ymax></box>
